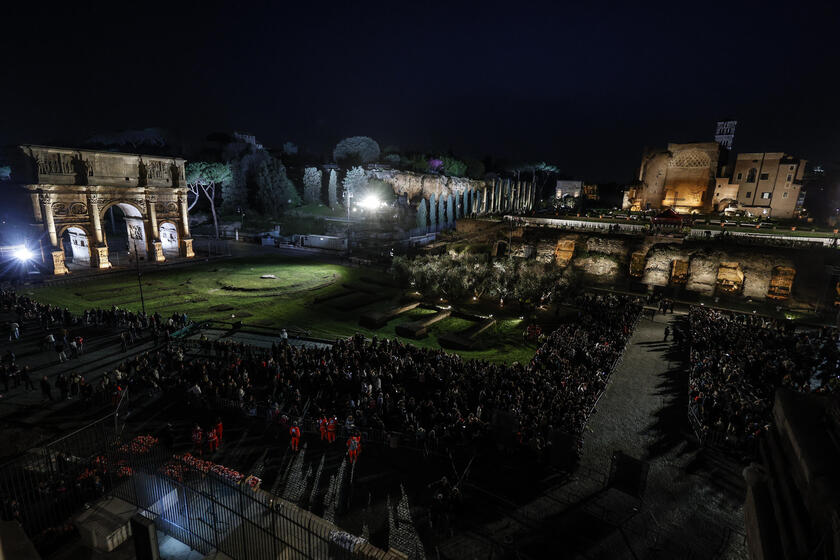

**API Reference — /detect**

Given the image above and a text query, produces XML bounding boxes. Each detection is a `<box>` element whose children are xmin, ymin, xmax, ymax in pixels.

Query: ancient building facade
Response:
<box><xmin>726</xmin><ymin>152</ymin><xmax>806</xmax><ymax>218</ymax></box>
<box><xmin>10</xmin><ymin>145</ymin><xmax>193</xmax><ymax>275</ymax></box>
<box><xmin>623</xmin><ymin>142</ymin><xmax>722</xmax><ymax>213</ymax></box>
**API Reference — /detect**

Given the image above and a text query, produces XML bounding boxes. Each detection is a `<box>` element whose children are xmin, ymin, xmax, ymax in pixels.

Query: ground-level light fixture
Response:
<box><xmin>13</xmin><ymin>247</ymin><xmax>33</xmax><ymax>262</ymax></box>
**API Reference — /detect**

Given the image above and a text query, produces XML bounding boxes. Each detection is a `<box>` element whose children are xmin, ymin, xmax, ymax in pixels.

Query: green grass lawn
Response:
<box><xmin>28</xmin><ymin>256</ymin><xmax>535</xmax><ymax>364</ymax></box>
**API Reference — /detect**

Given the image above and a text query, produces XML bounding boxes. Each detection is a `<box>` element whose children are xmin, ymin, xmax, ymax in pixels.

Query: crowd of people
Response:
<box><xmin>688</xmin><ymin>306</ymin><xmax>839</xmax><ymax>445</ymax></box>
<box><xmin>0</xmin><ymin>286</ymin><xmax>642</xmax><ymax>457</ymax></box>
<box><xmin>0</xmin><ymin>288</ymin><xmax>190</xmax><ymax>403</ymax></box>
<box><xmin>104</xmin><ymin>292</ymin><xmax>641</xmax><ymax>458</ymax></box>
<box><xmin>0</xmin><ymin>285</ymin><xmax>642</xmax><ymax>461</ymax></box>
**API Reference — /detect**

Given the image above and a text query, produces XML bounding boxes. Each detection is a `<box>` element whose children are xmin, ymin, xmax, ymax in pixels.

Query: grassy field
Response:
<box><xmin>27</xmin><ymin>256</ymin><xmax>536</xmax><ymax>364</ymax></box>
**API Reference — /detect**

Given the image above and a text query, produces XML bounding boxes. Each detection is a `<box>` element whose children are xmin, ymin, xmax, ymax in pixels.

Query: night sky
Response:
<box><xmin>2</xmin><ymin>0</ymin><xmax>838</xmax><ymax>183</ymax></box>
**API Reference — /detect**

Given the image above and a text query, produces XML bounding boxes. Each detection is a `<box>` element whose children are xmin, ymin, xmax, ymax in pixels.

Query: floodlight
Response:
<box><xmin>13</xmin><ymin>247</ymin><xmax>33</xmax><ymax>262</ymax></box>
<box><xmin>358</xmin><ymin>195</ymin><xmax>381</xmax><ymax>210</ymax></box>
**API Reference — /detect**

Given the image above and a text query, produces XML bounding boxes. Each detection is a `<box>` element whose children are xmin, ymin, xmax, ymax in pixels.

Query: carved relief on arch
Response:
<box><xmin>166</xmin><ymin>202</ymin><xmax>178</xmax><ymax>213</ymax></box>
<box><xmin>69</xmin><ymin>202</ymin><xmax>88</xmax><ymax>215</ymax></box>
<box><xmin>52</xmin><ymin>202</ymin><xmax>68</xmax><ymax>216</ymax></box>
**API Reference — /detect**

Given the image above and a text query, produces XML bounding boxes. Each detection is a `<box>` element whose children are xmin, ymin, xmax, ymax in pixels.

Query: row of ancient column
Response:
<box><xmin>474</xmin><ymin>177</ymin><xmax>536</xmax><ymax>216</ymax></box>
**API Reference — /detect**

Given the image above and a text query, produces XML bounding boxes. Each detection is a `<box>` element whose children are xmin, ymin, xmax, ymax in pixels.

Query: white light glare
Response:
<box><xmin>358</xmin><ymin>195</ymin><xmax>381</xmax><ymax>210</ymax></box>
<box><xmin>14</xmin><ymin>247</ymin><xmax>33</xmax><ymax>262</ymax></box>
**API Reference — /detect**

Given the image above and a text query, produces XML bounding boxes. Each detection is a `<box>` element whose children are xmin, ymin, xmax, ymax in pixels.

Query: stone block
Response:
<box><xmin>51</xmin><ymin>249</ymin><xmax>68</xmax><ymax>275</ymax></box>
<box><xmin>74</xmin><ymin>496</ymin><xmax>135</xmax><ymax>553</ymax></box>
<box><xmin>181</xmin><ymin>237</ymin><xmax>194</xmax><ymax>258</ymax></box>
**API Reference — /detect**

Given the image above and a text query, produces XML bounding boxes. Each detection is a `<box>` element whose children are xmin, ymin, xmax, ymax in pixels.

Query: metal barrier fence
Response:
<box><xmin>111</xmin><ymin>443</ymin><xmax>367</xmax><ymax>559</ymax></box>
<box><xmin>0</xmin><ymin>415</ymin><xmax>117</xmax><ymax>543</ymax></box>
<box><xmin>0</xmin><ymin>414</ymin><xmax>384</xmax><ymax>559</ymax></box>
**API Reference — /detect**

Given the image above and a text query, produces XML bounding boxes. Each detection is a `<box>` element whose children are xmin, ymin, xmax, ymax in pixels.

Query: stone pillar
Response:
<box><xmin>40</xmin><ymin>193</ymin><xmax>59</xmax><ymax>248</ymax></box>
<box><xmin>493</xmin><ymin>179</ymin><xmax>500</xmax><ymax>213</ymax></box>
<box><xmin>39</xmin><ymin>193</ymin><xmax>67</xmax><ymax>275</ymax></box>
<box><xmin>515</xmin><ymin>180</ymin><xmax>522</xmax><ymax>211</ymax></box>
<box><xmin>146</xmin><ymin>195</ymin><xmax>165</xmax><ymax>262</ymax></box>
<box><xmin>178</xmin><ymin>192</ymin><xmax>194</xmax><ymax>258</ymax></box>
<box><xmin>87</xmin><ymin>194</ymin><xmax>104</xmax><ymax>245</ymax></box>
<box><xmin>87</xmin><ymin>193</ymin><xmax>111</xmax><ymax>269</ymax></box>
<box><xmin>510</xmin><ymin>181</ymin><xmax>516</xmax><ymax>212</ymax></box>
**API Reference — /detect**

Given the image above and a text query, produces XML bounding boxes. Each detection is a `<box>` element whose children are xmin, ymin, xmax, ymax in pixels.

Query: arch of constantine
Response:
<box><xmin>12</xmin><ymin>145</ymin><xmax>193</xmax><ymax>275</ymax></box>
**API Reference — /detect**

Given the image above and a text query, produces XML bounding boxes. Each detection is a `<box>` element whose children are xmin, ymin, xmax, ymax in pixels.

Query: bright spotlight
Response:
<box><xmin>13</xmin><ymin>247</ymin><xmax>33</xmax><ymax>262</ymax></box>
<box><xmin>358</xmin><ymin>194</ymin><xmax>381</xmax><ymax>210</ymax></box>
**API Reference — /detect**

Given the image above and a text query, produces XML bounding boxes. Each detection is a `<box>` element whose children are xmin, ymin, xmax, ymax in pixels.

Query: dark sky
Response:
<box><xmin>1</xmin><ymin>0</ymin><xmax>838</xmax><ymax>183</ymax></box>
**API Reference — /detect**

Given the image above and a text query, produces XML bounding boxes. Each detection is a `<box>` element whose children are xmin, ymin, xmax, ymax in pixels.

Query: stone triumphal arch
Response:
<box><xmin>15</xmin><ymin>145</ymin><xmax>194</xmax><ymax>275</ymax></box>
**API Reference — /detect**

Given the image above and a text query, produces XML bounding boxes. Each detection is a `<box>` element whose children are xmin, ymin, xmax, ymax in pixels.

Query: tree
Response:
<box><xmin>429</xmin><ymin>194</ymin><xmax>437</xmax><ymax>228</ymax></box>
<box><xmin>465</xmin><ymin>158</ymin><xmax>485</xmax><ymax>179</ymax></box>
<box><xmin>0</xmin><ymin>166</ymin><xmax>11</xmax><ymax>181</ymax></box>
<box><xmin>404</xmin><ymin>154</ymin><xmax>428</xmax><ymax>173</ymax></box>
<box><xmin>328</xmin><ymin>169</ymin><xmax>338</xmax><ymax>208</ymax></box>
<box><xmin>442</xmin><ymin>157</ymin><xmax>467</xmax><ymax>177</ymax></box>
<box><xmin>303</xmin><ymin>167</ymin><xmax>323</xmax><ymax>205</ymax></box>
<box><xmin>333</xmin><ymin>136</ymin><xmax>380</xmax><ymax>167</ymax></box>
<box><xmin>282</xmin><ymin>141</ymin><xmax>298</xmax><ymax>155</ymax></box>
<box><xmin>342</xmin><ymin>167</ymin><xmax>368</xmax><ymax>207</ymax></box>
<box><xmin>416</xmin><ymin>197</ymin><xmax>428</xmax><ymax>230</ymax></box>
<box><xmin>255</xmin><ymin>157</ymin><xmax>300</xmax><ymax>218</ymax></box>
<box><xmin>185</xmin><ymin>162</ymin><xmax>231</xmax><ymax>238</ymax></box>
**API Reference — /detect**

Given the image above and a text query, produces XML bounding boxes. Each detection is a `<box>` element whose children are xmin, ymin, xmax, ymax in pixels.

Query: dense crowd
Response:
<box><xmin>688</xmin><ymin>306</ymin><xmax>839</xmax><ymax>444</ymax></box>
<box><xmin>111</xmin><ymin>293</ymin><xmax>641</xmax><ymax>456</ymax></box>
<box><xmin>0</xmin><ymin>287</ymin><xmax>640</xmax><ymax>455</ymax></box>
<box><xmin>0</xmin><ymin>289</ymin><xmax>189</xmax><ymax>403</ymax></box>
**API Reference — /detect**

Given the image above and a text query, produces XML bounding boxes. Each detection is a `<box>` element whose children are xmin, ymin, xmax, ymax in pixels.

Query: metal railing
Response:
<box><xmin>0</xmin><ymin>414</ymin><xmax>384</xmax><ymax>558</ymax></box>
<box><xmin>111</xmin><ymin>444</ymin><xmax>368</xmax><ymax>559</ymax></box>
<box><xmin>0</xmin><ymin>415</ymin><xmax>117</xmax><ymax>545</ymax></box>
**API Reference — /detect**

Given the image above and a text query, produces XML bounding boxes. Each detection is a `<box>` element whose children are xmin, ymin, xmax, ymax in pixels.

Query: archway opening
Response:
<box><xmin>60</xmin><ymin>226</ymin><xmax>91</xmax><ymax>269</ymax></box>
<box><xmin>160</xmin><ymin>222</ymin><xmax>179</xmax><ymax>257</ymax></box>
<box><xmin>670</xmin><ymin>260</ymin><xmax>689</xmax><ymax>284</ymax></box>
<box><xmin>768</xmin><ymin>266</ymin><xmax>796</xmax><ymax>300</ymax></box>
<box><xmin>716</xmin><ymin>262</ymin><xmax>744</xmax><ymax>295</ymax></box>
<box><xmin>105</xmin><ymin>203</ymin><xmax>148</xmax><ymax>265</ymax></box>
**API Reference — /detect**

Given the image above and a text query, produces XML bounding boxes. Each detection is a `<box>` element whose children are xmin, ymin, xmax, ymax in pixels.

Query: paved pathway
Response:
<box><xmin>439</xmin><ymin>313</ymin><xmax>747</xmax><ymax>560</ymax></box>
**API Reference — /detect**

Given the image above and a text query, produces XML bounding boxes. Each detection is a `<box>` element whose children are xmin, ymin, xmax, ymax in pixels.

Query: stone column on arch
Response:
<box><xmin>146</xmin><ymin>194</ymin><xmax>165</xmax><ymax>262</ymax></box>
<box><xmin>178</xmin><ymin>191</ymin><xmax>194</xmax><ymax>258</ymax></box>
<box><xmin>40</xmin><ymin>192</ymin><xmax>67</xmax><ymax>275</ymax></box>
<box><xmin>87</xmin><ymin>193</ymin><xmax>111</xmax><ymax>269</ymax></box>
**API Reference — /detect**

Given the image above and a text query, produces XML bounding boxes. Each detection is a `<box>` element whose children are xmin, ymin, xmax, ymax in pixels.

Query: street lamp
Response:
<box><xmin>344</xmin><ymin>186</ymin><xmax>354</xmax><ymax>256</ymax></box>
<box><xmin>132</xmin><ymin>238</ymin><xmax>146</xmax><ymax>315</ymax></box>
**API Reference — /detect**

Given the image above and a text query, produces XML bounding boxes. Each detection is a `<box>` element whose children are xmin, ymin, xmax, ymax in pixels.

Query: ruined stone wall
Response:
<box><xmin>449</xmin><ymin>219</ymin><xmax>829</xmax><ymax>303</ymax></box>
<box><xmin>368</xmin><ymin>169</ymin><xmax>485</xmax><ymax>202</ymax></box>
